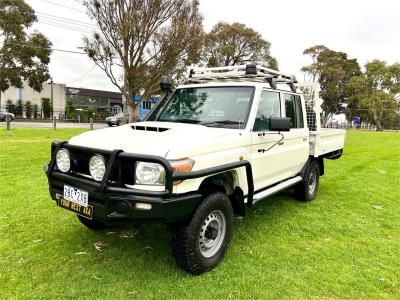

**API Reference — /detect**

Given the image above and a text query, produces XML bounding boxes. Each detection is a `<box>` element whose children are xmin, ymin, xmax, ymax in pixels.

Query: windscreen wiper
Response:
<box><xmin>201</xmin><ymin>120</ymin><xmax>242</xmax><ymax>128</ymax></box>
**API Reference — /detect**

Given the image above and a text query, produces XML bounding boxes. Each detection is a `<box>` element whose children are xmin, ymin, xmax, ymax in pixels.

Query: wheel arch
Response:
<box><xmin>198</xmin><ymin>171</ymin><xmax>246</xmax><ymax>217</ymax></box>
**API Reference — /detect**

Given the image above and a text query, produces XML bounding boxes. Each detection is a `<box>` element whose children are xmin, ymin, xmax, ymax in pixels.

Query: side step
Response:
<box><xmin>245</xmin><ymin>176</ymin><xmax>303</xmax><ymax>205</ymax></box>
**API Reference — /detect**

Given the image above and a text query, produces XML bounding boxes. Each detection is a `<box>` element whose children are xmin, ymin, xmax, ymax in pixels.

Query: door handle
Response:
<box><xmin>278</xmin><ymin>141</ymin><xmax>284</xmax><ymax>145</ymax></box>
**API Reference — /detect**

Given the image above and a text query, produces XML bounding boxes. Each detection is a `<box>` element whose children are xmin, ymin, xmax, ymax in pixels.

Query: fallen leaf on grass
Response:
<box><xmin>128</xmin><ymin>291</ymin><xmax>137</xmax><ymax>295</ymax></box>
<box><xmin>32</xmin><ymin>239</ymin><xmax>43</xmax><ymax>243</ymax></box>
<box><xmin>75</xmin><ymin>252</ymin><xmax>88</xmax><ymax>255</ymax></box>
<box><xmin>93</xmin><ymin>275</ymin><xmax>100</xmax><ymax>280</ymax></box>
<box><xmin>94</xmin><ymin>241</ymin><xmax>107</xmax><ymax>252</ymax></box>
<box><xmin>18</xmin><ymin>257</ymin><xmax>26</xmax><ymax>264</ymax></box>
<box><xmin>372</xmin><ymin>205</ymin><xmax>383</xmax><ymax>210</ymax></box>
<box><xmin>106</xmin><ymin>231</ymin><xmax>116</xmax><ymax>235</ymax></box>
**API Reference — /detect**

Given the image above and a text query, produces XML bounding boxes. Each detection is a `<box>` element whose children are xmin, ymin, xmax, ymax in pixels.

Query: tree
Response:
<box><xmin>33</xmin><ymin>104</ymin><xmax>39</xmax><ymax>119</ymax></box>
<box><xmin>0</xmin><ymin>0</ymin><xmax>52</xmax><ymax>109</ymax></box>
<box><xmin>202</xmin><ymin>22</ymin><xmax>278</xmax><ymax>69</ymax></box>
<box><xmin>25</xmin><ymin>100</ymin><xmax>32</xmax><ymax>118</ymax></box>
<box><xmin>83</xmin><ymin>0</ymin><xmax>204</xmax><ymax>122</ymax></box>
<box><xmin>347</xmin><ymin>60</ymin><xmax>399</xmax><ymax>131</ymax></box>
<box><xmin>302</xmin><ymin>45</ymin><xmax>361</xmax><ymax>125</ymax></box>
<box><xmin>41</xmin><ymin>97</ymin><xmax>51</xmax><ymax>118</ymax></box>
<box><xmin>15</xmin><ymin>99</ymin><xmax>23</xmax><ymax>117</ymax></box>
<box><xmin>5</xmin><ymin>99</ymin><xmax>15</xmax><ymax>114</ymax></box>
<box><xmin>65</xmin><ymin>100</ymin><xmax>76</xmax><ymax>119</ymax></box>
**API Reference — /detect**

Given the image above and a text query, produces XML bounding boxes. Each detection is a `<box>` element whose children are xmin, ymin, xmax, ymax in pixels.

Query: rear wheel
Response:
<box><xmin>77</xmin><ymin>215</ymin><xmax>107</xmax><ymax>231</ymax></box>
<box><xmin>295</xmin><ymin>160</ymin><xmax>320</xmax><ymax>201</ymax></box>
<box><xmin>171</xmin><ymin>192</ymin><xmax>233</xmax><ymax>275</ymax></box>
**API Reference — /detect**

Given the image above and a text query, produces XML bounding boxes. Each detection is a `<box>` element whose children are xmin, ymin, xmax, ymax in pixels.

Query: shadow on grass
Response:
<box><xmin>53</xmin><ymin>189</ymin><xmax>304</xmax><ymax>277</ymax></box>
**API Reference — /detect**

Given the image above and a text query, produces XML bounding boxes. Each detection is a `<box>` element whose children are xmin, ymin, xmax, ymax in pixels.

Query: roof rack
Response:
<box><xmin>186</xmin><ymin>64</ymin><xmax>298</xmax><ymax>91</ymax></box>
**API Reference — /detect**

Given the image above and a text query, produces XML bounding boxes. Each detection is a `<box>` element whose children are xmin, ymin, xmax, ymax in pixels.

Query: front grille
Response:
<box><xmin>61</xmin><ymin>148</ymin><xmax>134</xmax><ymax>186</ymax></box>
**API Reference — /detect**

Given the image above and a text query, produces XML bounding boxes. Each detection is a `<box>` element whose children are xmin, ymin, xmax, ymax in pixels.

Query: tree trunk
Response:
<box><xmin>128</xmin><ymin>102</ymin><xmax>141</xmax><ymax>123</ymax></box>
<box><xmin>373</xmin><ymin>110</ymin><xmax>383</xmax><ymax>131</ymax></box>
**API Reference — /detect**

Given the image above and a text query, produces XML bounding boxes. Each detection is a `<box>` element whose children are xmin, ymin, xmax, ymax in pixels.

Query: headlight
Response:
<box><xmin>89</xmin><ymin>155</ymin><xmax>106</xmax><ymax>181</ymax></box>
<box><xmin>56</xmin><ymin>149</ymin><xmax>70</xmax><ymax>173</ymax></box>
<box><xmin>136</xmin><ymin>162</ymin><xmax>165</xmax><ymax>185</ymax></box>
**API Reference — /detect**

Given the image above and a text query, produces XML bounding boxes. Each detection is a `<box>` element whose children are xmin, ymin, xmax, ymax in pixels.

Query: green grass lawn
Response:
<box><xmin>0</xmin><ymin>128</ymin><xmax>399</xmax><ymax>299</ymax></box>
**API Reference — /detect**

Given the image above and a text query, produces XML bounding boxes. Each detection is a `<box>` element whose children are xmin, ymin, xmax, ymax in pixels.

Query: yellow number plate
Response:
<box><xmin>57</xmin><ymin>198</ymin><xmax>93</xmax><ymax>220</ymax></box>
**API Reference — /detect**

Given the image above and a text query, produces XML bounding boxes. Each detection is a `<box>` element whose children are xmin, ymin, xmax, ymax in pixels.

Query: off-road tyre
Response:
<box><xmin>295</xmin><ymin>160</ymin><xmax>320</xmax><ymax>201</ymax></box>
<box><xmin>77</xmin><ymin>215</ymin><xmax>107</xmax><ymax>230</ymax></box>
<box><xmin>171</xmin><ymin>192</ymin><xmax>233</xmax><ymax>275</ymax></box>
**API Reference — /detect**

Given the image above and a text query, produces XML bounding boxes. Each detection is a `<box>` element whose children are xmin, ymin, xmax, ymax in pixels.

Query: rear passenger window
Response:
<box><xmin>284</xmin><ymin>94</ymin><xmax>304</xmax><ymax>128</ymax></box>
<box><xmin>253</xmin><ymin>91</ymin><xmax>281</xmax><ymax>131</ymax></box>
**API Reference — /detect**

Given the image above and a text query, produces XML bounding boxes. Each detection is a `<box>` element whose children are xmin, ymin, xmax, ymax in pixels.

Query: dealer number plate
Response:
<box><xmin>63</xmin><ymin>185</ymin><xmax>89</xmax><ymax>207</ymax></box>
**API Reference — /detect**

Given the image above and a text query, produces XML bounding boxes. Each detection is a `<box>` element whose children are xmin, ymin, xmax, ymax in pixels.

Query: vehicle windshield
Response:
<box><xmin>157</xmin><ymin>86</ymin><xmax>254</xmax><ymax>128</ymax></box>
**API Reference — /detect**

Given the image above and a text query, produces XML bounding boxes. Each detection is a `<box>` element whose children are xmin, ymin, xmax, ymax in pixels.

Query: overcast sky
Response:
<box><xmin>26</xmin><ymin>0</ymin><xmax>400</xmax><ymax>92</ymax></box>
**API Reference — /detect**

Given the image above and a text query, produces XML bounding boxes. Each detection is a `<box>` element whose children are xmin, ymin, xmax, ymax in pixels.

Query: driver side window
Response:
<box><xmin>253</xmin><ymin>90</ymin><xmax>281</xmax><ymax>132</ymax></box>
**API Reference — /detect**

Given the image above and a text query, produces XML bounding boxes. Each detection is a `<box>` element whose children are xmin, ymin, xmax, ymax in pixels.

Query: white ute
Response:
<box><xmin>45</xmin><ymin>64</ymin><xmax>345</xmax><ymax>274</ymax></box>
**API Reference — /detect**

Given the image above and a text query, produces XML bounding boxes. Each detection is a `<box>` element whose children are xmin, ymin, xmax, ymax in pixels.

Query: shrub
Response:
<box><xmin>15</xmin><ymin>99</ymin><xmax>24</xmax><ymax>117</ymax></box>
<box><xmin>25</xmin><ymin>101</ymin><xmax>33</xmax><ymax>118</ymax></box>
<box><xmin>65</xmin><ymin>100</ymin><xmax>76</xmax><ymax>120</ymax></box>
<box><xmin>41</xmin><ymin>98</ymin><xmax>52</xmax><ymax>118</ymax></box>
<box><xmin>5</xmin><ymin>99</ymin><xmax>16</xmax><ymax>115</ymax></box>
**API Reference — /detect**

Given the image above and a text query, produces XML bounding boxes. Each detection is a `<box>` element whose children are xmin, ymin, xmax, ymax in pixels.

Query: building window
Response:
<box><xmin>142</xmin><ymin>101</ymin><xmax>152</xmax><ymax>110</ymax></box>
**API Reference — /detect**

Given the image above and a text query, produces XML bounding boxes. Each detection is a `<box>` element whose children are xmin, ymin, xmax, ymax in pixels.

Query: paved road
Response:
<box><xmin>1</xmin><ymin>121</ymin><xmax>108</xmax><ymax>129</ymax></box>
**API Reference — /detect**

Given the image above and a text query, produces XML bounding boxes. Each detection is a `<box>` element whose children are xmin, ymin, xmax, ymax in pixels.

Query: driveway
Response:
<box><xmin>1</xmin><ymin>121</ymin><xmax>108</xmax><ymax>129</ymax></box>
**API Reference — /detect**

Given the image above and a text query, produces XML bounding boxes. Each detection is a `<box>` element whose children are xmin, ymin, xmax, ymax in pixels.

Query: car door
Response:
<box><xmin>251</xmin><ymin>90</ymin><xmax>290</xmax><ymax>191</ymax></box>
<box><xmin>280</xmin><ymin>93</ymin><xmax>309</xmax><ymax>176</ymax></box>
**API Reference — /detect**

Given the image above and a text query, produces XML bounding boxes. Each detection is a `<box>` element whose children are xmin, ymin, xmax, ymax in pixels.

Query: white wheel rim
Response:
<box><xmin>199</xmin><ymin>210</ymin><xmax>226</xmax><ymax>258</ymax></box>
<box><xmin>308</xmin><ymin>170</ymin><xmax>316</xmax><ymax>194</ymax></box>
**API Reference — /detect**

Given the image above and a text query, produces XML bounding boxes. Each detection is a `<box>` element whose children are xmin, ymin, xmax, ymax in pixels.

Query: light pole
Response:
<box><xmin>50</xmin><ymin>77</ymin><xmax>54</xmax><ymax>117</ymax></box>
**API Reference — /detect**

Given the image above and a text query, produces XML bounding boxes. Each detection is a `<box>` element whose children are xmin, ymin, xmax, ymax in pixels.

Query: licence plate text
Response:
<box><xmin>63</xmin><ymin>185</ymin><xmax>89</xmax><ymax>207</ymax></box>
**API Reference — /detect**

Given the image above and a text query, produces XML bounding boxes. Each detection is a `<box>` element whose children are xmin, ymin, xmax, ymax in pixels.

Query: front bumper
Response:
<box><xmin>106</xmin><ymin>120</ymin><xmax>120</xmax><ymax>125</ymax></box>
<box><xmin>45</xmin><ymin>141</ymin><xmax>254</xmax><ymax>225</ymax></box>
<box><xmin>45</xmin><ymin>142</ymin><xmax>203</xmax><ymax>224</ymax></box>
<box><xmin>47</xmin><ymin>171</ymin><xmax>202</xmax><ymax>224</ymax></box>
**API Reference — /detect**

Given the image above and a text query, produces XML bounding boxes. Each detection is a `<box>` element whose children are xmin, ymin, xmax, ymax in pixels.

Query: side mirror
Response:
<box><xmin>269</xmin><ymin>117</ymin><xmax>291</xmax><ymax>131</ymax></box>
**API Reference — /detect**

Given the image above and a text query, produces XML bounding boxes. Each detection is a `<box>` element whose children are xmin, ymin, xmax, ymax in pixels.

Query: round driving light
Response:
<box><xmin>89</xmin><ymin>155</ymin><xmax>106</xmax><ymax>181</ymax></box>
<box><xmin>56</xmin><ymin>149</ymin><xmax>70</xmax><ymax>173</ymax></box>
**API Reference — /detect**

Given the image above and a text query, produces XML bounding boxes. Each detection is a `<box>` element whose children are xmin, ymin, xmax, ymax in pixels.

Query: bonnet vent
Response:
<box><xmin>131</xmin><ymin>125</ymin><xmax>170</xmax><ymax>132</ymax></box>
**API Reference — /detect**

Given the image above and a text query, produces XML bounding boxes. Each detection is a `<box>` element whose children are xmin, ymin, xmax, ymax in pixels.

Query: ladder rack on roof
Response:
<box><xmin>186</xmin><ymin>64</ymin><xmax>298</xmax><ymax>91</ymax></box>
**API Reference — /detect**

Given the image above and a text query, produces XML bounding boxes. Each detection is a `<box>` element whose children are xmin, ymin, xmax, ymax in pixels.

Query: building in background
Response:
<box><xmin>66</xmin><ymin>87</ymin><xmax>123</xmax><ymax>118</ymax></box>
<box><xmin>0</xmin><ymin>81</ymin><xmax>66</xmax><ymax>116</ymax></box>
<box><xmin>0</xmin><ymin>82</ymin><xmax>158</xmax><ymax>120</ymax></box>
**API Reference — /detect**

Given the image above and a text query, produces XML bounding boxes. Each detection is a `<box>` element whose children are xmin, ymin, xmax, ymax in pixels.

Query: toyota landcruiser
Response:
<box><xmin>44</xmin><ymin>65</ymin><xmax>345</xmax><ymax>274</ymax></box>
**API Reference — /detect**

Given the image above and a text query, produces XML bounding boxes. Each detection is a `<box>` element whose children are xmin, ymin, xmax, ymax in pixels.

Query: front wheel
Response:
<box><xmin>171</xmin><ymin>192</ymin><xmax>233</xmax><ymax>275</ymax></box>
<box><xmin>77</xmin><ymin>215</ymin><xmax>107</xmax><ymax>230</ymax></box>
<box><xmin>295</xmin><ymin>160</ymin><xmax>320</xmax><ymax>201</ymax></box>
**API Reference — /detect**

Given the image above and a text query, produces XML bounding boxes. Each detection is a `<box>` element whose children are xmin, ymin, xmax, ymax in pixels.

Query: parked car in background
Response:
<box><xmin>0</xmin><ymin>111</ymin><xmax>15</xmax><ymax>122</ymax></box>
<box><xmin>105</xmin><ymin>113</ymin><xmax>123</xmax><ymax>126</ymax></box>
